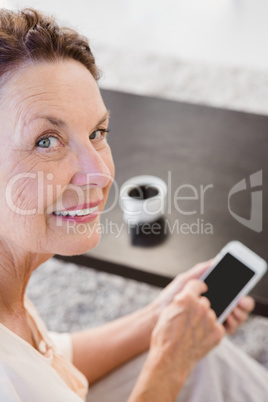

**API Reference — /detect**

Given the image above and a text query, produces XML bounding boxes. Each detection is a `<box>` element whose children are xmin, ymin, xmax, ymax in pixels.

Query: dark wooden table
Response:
<box><xmin>60</xmin><ymin>89</ymin><xmax>268</xmax><ymax>305</ymax></box>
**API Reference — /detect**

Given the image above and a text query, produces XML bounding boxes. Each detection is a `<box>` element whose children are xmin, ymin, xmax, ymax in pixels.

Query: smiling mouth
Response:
<box><xmin>52</xmin><ymin>206</ymin><xmax>98</xmax><ymax>217</ymax></box>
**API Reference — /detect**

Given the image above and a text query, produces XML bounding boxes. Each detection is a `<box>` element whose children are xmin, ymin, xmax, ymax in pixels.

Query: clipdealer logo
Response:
<box><xmin>3</xmin><ymin>169</ymin><xmax>264</xmax><ymax>236</ymax></box>
<box><xmin>228</xmin><ymin>170</ymin><xmax>263</xmax><ymax>233</ymax></box>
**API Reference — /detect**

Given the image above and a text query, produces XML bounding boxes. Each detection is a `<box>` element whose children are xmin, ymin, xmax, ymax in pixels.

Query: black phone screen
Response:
<box><xmin>202</xmin><ymin>253</ymin><xmax>255</xmax><ymax>318</ymax></box>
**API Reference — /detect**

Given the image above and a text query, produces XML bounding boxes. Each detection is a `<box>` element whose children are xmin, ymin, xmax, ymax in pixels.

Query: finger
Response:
<box><xmin>194</xmin><ymin>300</ymin><xmax>215</xmax><ymax>332</ymax></box>
<box><xmin>224</xmin><ymin>314</ymin><xmax>239</xmax><ymax>335</ymax></box>
<box><xmin>207</xmin><ymin>308</ymin><xmax>217</xmax><ymax>322</ymax></box>
<box><xmin>197</xmin><ymin>297</ymin><xmax>212</xmax><ymax>325</ymax></box>
<box><xmin>183</xmin><ymin>259</ymin><xmax>215</xmax><ymax>281</ymax></box>
<box><xmin>231</xmin><ymin>306</ymin><xmax>248</xmax><ymax>323</ymax></box>
<box><xmin>206</xmin><ymin>314</ymin><xmax>225</xmax><ymax>344</ymax></box>
<box><xmin>200</xmin><ymin>296</ymin><xmax>211</xmax><ymax>309</ymax></box>
<box><xmin>168</xmin><ymin>260</ymin><xmax>215</xmax><ymax>297</ymax></box>
<box><xmin>183</xmin><ymin>279</ymin><xmax>208</xmax><ymax>297</ymax></box>
<box><xmin>215</xmin><ymin>322</ymin><xmax>226</xmax><ymax>342</ymax></box>
<box><xmin>238</xmin><ymin>296</ymin><xmax>255</xmax><ymax>313</ymax></box>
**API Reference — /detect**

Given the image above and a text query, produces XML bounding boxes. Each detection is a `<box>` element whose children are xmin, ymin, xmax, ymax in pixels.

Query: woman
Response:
<box><xmin>0</xmin><ymin>8</ymin><xmax>267</xmax><ymax>402</ymax></box>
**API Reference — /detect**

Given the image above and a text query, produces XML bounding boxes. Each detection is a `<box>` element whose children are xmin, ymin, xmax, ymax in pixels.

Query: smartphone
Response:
<box><xmin>200</xmin><ymin>241</ymin><xmax>267</xmax><ymax>324</ymax></box>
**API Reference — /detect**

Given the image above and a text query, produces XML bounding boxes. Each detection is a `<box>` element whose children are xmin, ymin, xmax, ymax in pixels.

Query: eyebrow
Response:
<box><xmin>39</xmin><ymin>115</ymin><xmax>67</xmax><ymax>128</ymax></box>
<box><xmin>32</xmin><ymin>110</ymin><xmax>110</xmax><ymax>129</ymax></box>
<box><xmin>96</xmin><ymin>110</ymin><xmax>110</xmax><ymax>126</ymax></box>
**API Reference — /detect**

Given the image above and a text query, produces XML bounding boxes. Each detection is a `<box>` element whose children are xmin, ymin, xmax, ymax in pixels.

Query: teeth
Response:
<box><xmin>54</xmin><ymin>206</ymin><xmax>98</xmax><ymax>217</ymax></box>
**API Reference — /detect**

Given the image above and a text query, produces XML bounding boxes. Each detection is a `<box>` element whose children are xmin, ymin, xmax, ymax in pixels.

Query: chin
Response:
<box><xmin>54</xmin><ymin>232</ymin><xmax>101</xmax><ymax>256</ymax></box>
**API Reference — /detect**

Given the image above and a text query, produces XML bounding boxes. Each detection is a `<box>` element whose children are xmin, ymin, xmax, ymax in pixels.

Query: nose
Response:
<box><xmin>70</xmin><ymin>145</ymin><xmax>112</xmax><ymax>189</ymax></box>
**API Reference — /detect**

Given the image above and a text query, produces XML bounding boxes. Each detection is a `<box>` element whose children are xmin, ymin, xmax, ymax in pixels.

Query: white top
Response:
<box><xmin>0</xmin><ymin>297</ymin><xmax>88</xmax><ymax>402</ymax></box>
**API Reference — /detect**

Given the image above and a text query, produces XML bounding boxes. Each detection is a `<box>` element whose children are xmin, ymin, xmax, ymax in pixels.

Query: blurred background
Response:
<box><xmin>3</xmin><ymin>0</ymin><xmax>268</xmax><ymax>114</ymax></box>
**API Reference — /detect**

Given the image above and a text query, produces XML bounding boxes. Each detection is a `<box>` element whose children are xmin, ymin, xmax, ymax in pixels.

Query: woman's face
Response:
<box><xmin>0</xmin><ymin>60</ymin><xmax>115</xmax><ymax>255</ymax></box>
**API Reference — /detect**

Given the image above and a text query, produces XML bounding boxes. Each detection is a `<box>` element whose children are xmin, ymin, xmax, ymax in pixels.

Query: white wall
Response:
<box><xmin>2</xmin><ymin>0</ymin><xmax>268</xmax><ymax>70</ymax></box>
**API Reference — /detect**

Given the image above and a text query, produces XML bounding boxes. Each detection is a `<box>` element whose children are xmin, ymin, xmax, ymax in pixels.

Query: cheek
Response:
<box><xmin>3</xmin><ymin>171</ymin><xmax>64</xmax><ymax>216</ymax></box>
<box><xmin>0</xmin><ymin>176</ymin><xmax>48</xmax><ymax>247</ymax></box>
<box><xmin>0</xmin><ymin>150</ymin><xmax>54</xmax><ymax>214</ymax></box>
<box><xmin>5</xmin><ymin>174</ymin><xmax>40</xmax><ymax>215</ymax></box>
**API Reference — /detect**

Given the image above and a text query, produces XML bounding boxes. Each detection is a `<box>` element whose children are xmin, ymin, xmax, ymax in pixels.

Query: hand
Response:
<box><xmin>224</xmin><ymin>296</ymin><xmax>255</xmax><ymax>335</ymax></box>
<box><xmin>152</xmin><ymin>259</ymin><xmax>255</xmax><ymax>337</ymax></box>
<box><xmin>146</xmin><ymin>280</ymin><xmax>225</xmax><ymax>398</ymax></box>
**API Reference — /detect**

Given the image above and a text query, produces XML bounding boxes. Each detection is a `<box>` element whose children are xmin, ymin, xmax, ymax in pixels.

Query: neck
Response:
<box><xmin>0</xmin><ymin>238</ymin><xmax>53</xmax><ymax>316</ymax></box>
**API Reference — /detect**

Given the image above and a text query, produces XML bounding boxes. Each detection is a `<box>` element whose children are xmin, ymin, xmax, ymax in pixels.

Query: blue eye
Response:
<box><xmin>36</xmin><ymin>136</ymin><xmax>61</xmax><ymax>148</ymax></box>
<box><xmin>89</xmin><ymin>129</ymin><xmax>109</xmax><ymax>141</ymax></box>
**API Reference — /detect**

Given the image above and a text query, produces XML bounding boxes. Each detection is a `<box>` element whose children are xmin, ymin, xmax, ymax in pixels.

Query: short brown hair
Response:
<box><xmin>0</xmin><ymin>7</ymin><xmax>99</xmax><ymax>84</ymax></box>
